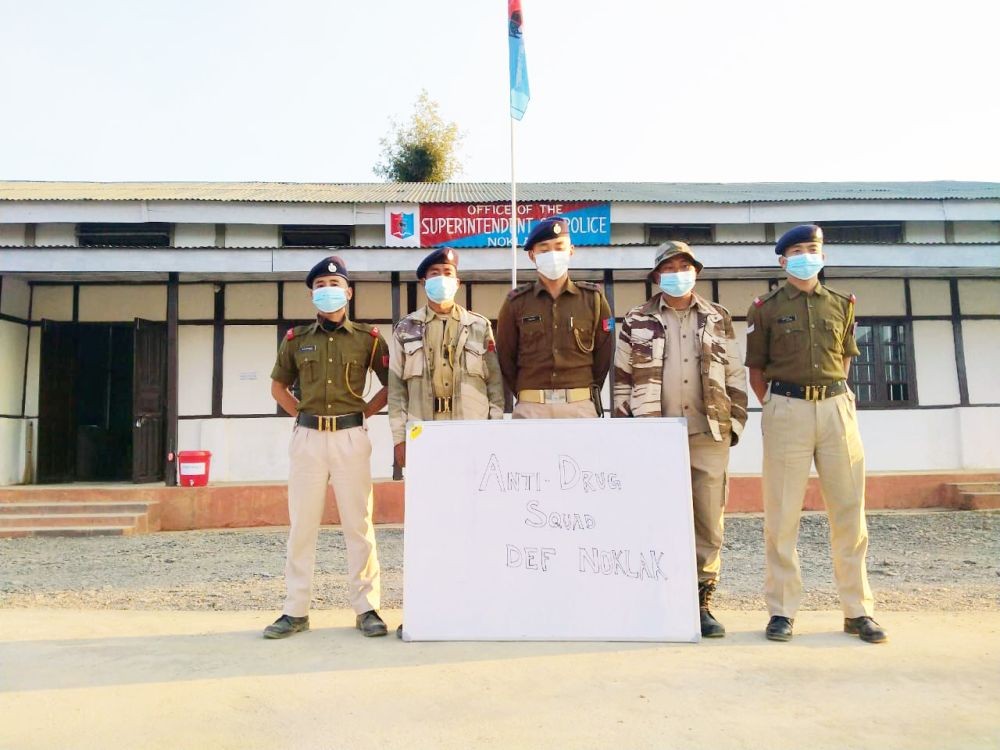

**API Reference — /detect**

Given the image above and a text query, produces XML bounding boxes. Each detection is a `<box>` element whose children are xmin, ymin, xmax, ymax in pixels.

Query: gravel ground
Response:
<box><xmin>1</xmin><ymin>510</ymin><xmax>997</xmax><ymax>612</ymax></box>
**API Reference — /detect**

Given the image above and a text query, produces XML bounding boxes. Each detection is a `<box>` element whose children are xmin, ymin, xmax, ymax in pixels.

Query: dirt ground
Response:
<box><xmin>2</xmin><ymin>510</ymin><xmax>997</xmax><ymax>613</ymax></box>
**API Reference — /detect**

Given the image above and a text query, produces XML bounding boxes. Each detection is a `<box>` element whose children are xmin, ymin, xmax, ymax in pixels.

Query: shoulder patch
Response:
<box><xmin>369</xmin><ymin>326</ymin><xmax>379</xmax><ymax>338</ymax></box>
<box><xmin>285</xmin><ymin>328</ymin><xmax>295</xmax><ymax>340</ymax></box>
<box><xmin>507</xmin><ymin>283</ymin><xmax>532</xmax><ymax>300</ymax></box>
<box><xmin>753</xmin><ymin>297</ymin><xmax>764</xmax><ymax>308</ymax></box>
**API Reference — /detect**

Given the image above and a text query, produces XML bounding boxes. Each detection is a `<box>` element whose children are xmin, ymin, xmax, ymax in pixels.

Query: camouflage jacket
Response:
<box><xmin>613</xmin><ymin>293</ymin><xmax>749</xmax><ymax>445</ymax></box>
<box><xmin>388</xmin><ymin>304</ymin><xmax>505</xmax><ymax>444</ymax></box>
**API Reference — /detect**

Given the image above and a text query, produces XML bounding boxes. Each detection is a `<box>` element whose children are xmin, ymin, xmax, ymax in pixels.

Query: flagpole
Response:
<box><xmin>509</xmin><ymin>115</ymin><xmax>518</xmax><ymax>289</ymax></box>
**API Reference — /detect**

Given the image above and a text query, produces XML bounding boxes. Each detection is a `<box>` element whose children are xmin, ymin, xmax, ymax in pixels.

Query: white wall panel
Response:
<box><xmin>912</xmin><ymin>320</ymin><xmax>960</xmax><ymax>405</ymax></box>
<box><xmin>961</xmin><ymin>320</ymin><xmax>1000</xmax><ymax>404</ymax></box>
<box><xmin>470</xmin><ymin>284</ymin><xmax>509</xmax><ymax>320</ymax></box>
<box><xmin>715</xmin><ymin>224</ymin><xmax>766</xmax><ymax>243</ymax></box>
<box><xmin>24</xmin><ymin>327</ymin><xmax>39</xmax><ymax>416</ymax></box>
<box><xmin>354</xmin><ymin>225</ymin><xmax>384</xmax><ymax>246</ymax></box>
<box><xmin>611</xmin><ymin>224</ymin><xmax>645</xmax><ymax>244</ymax></box>
<box><xmin>909</xmin><ymin>279</ymin><xmax>950</xmax><ymax>316</ymax></box>
<box><xmin>838</xmin><ymin>279</ymin><xmax>906</xmax><ymax>316</ymax></box>
<box><xmin>78</xmin><ymin>285</ymin><xmax>166</xmax><ymax>321</ymax></box>
<box><xmin>718</xmin><ymin>280</ymin><xmax>769</xmax><ymax>314</ymax></box>
<box><xmin>354</xmin><ymin>282</ymin><xmax>392</xmax><ymax>320</ymax></box>
<box><xmin>30</xmin><ymin>286</ymin><xmax>72</xmax><ymax>320</ymax></box>
<box><xmin>178</xmin><ymin>325</ymin><xmax>214</xmax><ymax>416</ymax></box>
<box><xmin>179</xmin><ymin>284</ymin><xmax>215</xmax><ymax>319</ymax></box>
<box><xmin>225</xmin><ymin>224</ymin><xmax>279</xmax><ymax>248</ymax></box>
<box><xmin>904</xmin><ymin>221</ymin><xmax>946</xmax><ymax>243</ymax></box>
<box><xmin>613</xmin><ymin>282</ymin><xmax>647</xmax><ymax>317</ymax></box>
<box><xmin>0</xmin><ymin>321</ymin><xmax>27</xmax><ymax>414</ymax></box>
<box><xmin>0</xmin><ymin>418</ymin><xmax>28</xmax><ymax>485</ymax></box>
<box><xmin>35</xmin><ymin>223</ymin><xmax>76</xmax><ymax>246</ymax></box>
<box><xmin>953</xmin><ymin>221</ymin><xmax>1000</xmax><ymax>243</ymax></box>
<box><xmin>958</xmin><ymin>279</ymin><xmax>1000</xmax><ymax>315</ymax></box>
<box><xmin>282</xmin><ymin>282</ymin><xmax>315</xmax><ymax>322</ymax></box>
<box><xmin>958</xmin><ymin>408</ymin><xmax>1000</xmax><ymax>469</ymax></box>
<box><xmin>174</xmin><ymin>223</ymin><xmax>215</xmax><ymax>248</ymax></box>
<box><xmin>222</xmin><ymin>325</ymin><xmax>278</xmax><ymax>414</ymax></box>
<box><xmin>0</xmin><ymin>224</ymin><xmax>26</xmax><ymax>247</ymax></box>
<box><xmin>0</xmin><ymin>275</ymin><xmax>31</xmax><ymax>318</ymax></box>
<box><xmin>226</xmin><ymin>283</ymin><xmax>277</xmax><ymax>319</ymax></box>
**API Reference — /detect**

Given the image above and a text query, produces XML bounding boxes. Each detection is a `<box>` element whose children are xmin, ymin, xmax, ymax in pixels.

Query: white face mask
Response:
<box><xmin>534</xmin><ymin>250</ymin><xmax>571</xmax><ymax>280</ymax></box>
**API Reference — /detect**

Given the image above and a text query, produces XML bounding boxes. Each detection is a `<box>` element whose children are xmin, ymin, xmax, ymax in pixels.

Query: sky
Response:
<box><xmin>0</xmin><ymin>0</ymin><xmax>998</xmax><ymax>184</ymax></box>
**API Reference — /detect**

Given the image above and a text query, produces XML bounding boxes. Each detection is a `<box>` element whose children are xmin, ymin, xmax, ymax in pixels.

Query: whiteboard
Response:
<box><xmin>401</xmin><ymin>418</ymin><xmax>699</xmax><ymax>642</ymax></box>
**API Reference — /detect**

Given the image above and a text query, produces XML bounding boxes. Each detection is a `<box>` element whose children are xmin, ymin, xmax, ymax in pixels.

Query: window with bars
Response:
<box><xmin>77</xmin><ymin>223</ymin><xmax>172</xmax><ymax>247</ymax></box>
<box><xmin>648</xmin><ymin>224</ymin><xmax>714</xmax><ymax>244</ymax></box>
<box><xmin>281</xmin><ymin>225</ymin><xmax>353</xmax><ymax>247</ymax></box>
<box><xmin>849</xmin><ymin>320</ymin><xmax>916</xmax><ymax>406</ymax></box>
<box><xmin>820</xmin><ymin>221</ymin><xmax>904</xmax><ymax>243</ymax></box>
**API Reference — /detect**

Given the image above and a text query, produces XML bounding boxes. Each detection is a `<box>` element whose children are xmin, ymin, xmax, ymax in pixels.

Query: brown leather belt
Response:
<box><xmin>770</xmin><ymin>380</ymin><xmax>848</xmax><ymax>401</ymax></box>
<box><xmin>517</xmin><ymin>388</ymin><xmax>592</xmax><ymax>405</ymax></box>
<box><xmin>296</xmin><ymin>412</ymin><xmax>364</xmax><ymax>431</ymax></box>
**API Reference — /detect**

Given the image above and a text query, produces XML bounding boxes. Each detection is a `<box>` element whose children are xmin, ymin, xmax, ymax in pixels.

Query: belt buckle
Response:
<box><xmin>319</xmin><ymin>415</ymin><xmax>336</xmax><ymax>432</ymax></box>
<box><xmin>435</xmin><ymin>397</ymin><xmax>452</xmax><ymax>413</ymax></box>
<box><xmin>547</xmin><ymin>389</ymin><xmax>567</xmax><ymax>404</ymax></box>
<box><xmin>805</xmin><ymin>385</ymin><xmax>827</xmax><ymax>401</ymax></box>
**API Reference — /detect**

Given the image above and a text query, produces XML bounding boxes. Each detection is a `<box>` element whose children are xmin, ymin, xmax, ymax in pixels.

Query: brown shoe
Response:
<box><xmin>263</xmin><ymin>614</ymin><xmax>309</xmax><ymax>639</ymax></box>
<box><xmin>844</xmin><ymin>616</ymin><xmax>887</xmax><ymax>644</ymax></box>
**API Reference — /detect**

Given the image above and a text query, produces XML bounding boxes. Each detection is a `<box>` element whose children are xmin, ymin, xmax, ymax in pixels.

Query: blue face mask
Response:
<box><xmin>312</xmin><ymin>286</ymin><xmax>348</xmax><ymax>313</ymax></box>
<box><xmin>785</xmin><ymin>253</ymin><xmax>825</xmax><ymax>280</ymax></box>
<box><xmin>424</xmin><ymin>275</ymin><xmax>460</xmax><ymax>304</ymax></box>
<box><xmin>658</xmin><ymin>270</ymin><xmax>697</xmax><ymax>298</ymax></box>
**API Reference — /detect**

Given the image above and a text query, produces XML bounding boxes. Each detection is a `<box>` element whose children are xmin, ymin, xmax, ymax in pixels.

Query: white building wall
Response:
<box><xmin>958</xmin><ymin>279</ymin><xmax>1000</xmax><ymax>315</ymax></box>
<box><xmin>912</xmin><ymin>321</ymin><xmax>960</xmax><ymax>405</ymax></box>
<box><xmin>225</xmin><ymin>283</ymin><xmax>277</xmax><ymax>319</ymax></box>
<box><xmin>35</xmin><ymin>223</ymin><xmax>76</xmax><ymax>246</ymax></box>
<box><xmin>1</xmin><ymin>275</ymin><xmax>31</xmax><ymax>318</ymax></box>
<box><xmin>840</xmin><ymin>278</ymin><xmax>906</xmax><ymax>316</ymax></box>
<box><xmin>610</xmin><ymin>224</ymin><xmax>645</xmax><ymax>244</ymax></box>
<box><xmin>715</xmin><ymin>224</ymin><xmax>766</xmax><ymax>243</ymax></box>
<box><xmin>719</xmin><ymin>280</ymin><xmax>769</xmax><ymax>314</ymax></box>
<box><xmin>78</xmin><ymin>285</ymin><xmax>167</xmax><ymax>321</ymax></box>
<box><xmin>178</xmin><ymin>325</ymin><xmax>214</xmax><ymax>416</ymax></box>
<box><xmin>222</xmin><ymin>325</ymin><xmax>278</xmax><ymax>414</ymax></box>
<box><xmin>0</xmin><ymin>224</ymin><xmax>26</xmax><ymax>246</ymax></box>
<box><xmin>282</xmin><ymin>282</ymin><xmax>315</xmax><ymax>321</ymax></box>
<box><xmin>179</xmin><ymin>284</ymin><xmax>215</xmax><ymax>319</ymax></box>
<box><xmin>24</xmin><ymin>328</ymin><xmax>39</xmax><ymax>416</ymax></box>
<box><xmin>953</xmin><ymin>221</ymin><xmax>1000</xmax><ymax>243</ymax></box>
<box><xmin>354</xmin><ymin>225</ymin><xmax>384</xmax><ymax>247</ymax></box>
<box><xmin>958</xmin><ymin>408</ymin><xmax>1000</xmax><ymax>468</ymax></box>
<box><xmin>174</xmin><ymin>223</ymin><xmax>216</xmax><ymax>248</ymax></box>
<box><xmin>30</xmin><ymin>286</ymin><xmax>72</xmax><ymax>320</ymax></box>
<box><xmin>0</xmin><ymin>418</ymin><xmax>30</xmax><ymax>485</ymax></box>
<box><xmin>961</xmin><ymin>320</ymin><xmax>1000</xmax><ymax>405</ymax></box>
<box><xmin>225</xmin><ymin>224</ymin><xmax>279</xmax><ymax>248</ymax></box>
<box><xmin>909</xmin><ymin>279</ymin><xmax>951</xmax><ymax>316</ymax></box>
<box><xmin>904</xmin><ymin>221</ymin><xmax>946</xmax><ymax>243</ymax></box>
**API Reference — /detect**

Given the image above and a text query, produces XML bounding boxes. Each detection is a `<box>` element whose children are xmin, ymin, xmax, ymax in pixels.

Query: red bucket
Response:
<box><xmin>178</xmin><ymin>450</ymin><xmax>212</xmax><ymax>487</ymax></box>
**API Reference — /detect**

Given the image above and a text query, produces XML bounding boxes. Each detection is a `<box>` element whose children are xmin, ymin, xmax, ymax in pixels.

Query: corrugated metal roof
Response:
<box><xmin>0</xmin><ymin>180</ymin><xmax>998</xmax><ymax>204</ymax></box>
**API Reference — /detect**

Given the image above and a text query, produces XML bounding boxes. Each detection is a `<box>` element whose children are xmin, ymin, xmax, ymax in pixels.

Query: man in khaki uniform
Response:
<box><xmin>264</xmin><ymin>255</ymin><xmax>391</xmax><ymax>639</ymax></box>
<box><xmin>746</xmin><ymin>224</ymin><xmax>886</xmax><ymax>644</ymax></box>
<box><xmin>613</xmin><ymin>241</ymin><xmax>748</xmax><ymax>638</ymax></box>
<box><xmin>496</xmin><ymin>217</ymin><xmax>614</xmax><ymax>418</ymax></box>
<box><xmin>388</xmin><ymin>247</ymin><xmax>504</xmax><ymax>468</ymax></box>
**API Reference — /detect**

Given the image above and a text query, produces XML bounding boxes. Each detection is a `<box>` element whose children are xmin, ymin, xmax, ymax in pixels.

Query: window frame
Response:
<box><xmin>848</xmin><ymin>317</ymin><xmax>919</xmax><ymax>409</ymax></box>
<box><xmin>819</xmin><ymin>221</ymin><xmax>904</xmax><ymax>244</ymax></box>
<box><xmin>76</xmin><ymin>222</ymin><xmax>173</xmax><ymax>247</ymax></box>
<box><xmin>647</xmin><ymin>223</ymin><xmax>715</xmax><ymax>245</ymax></box>
<box><xmin>280</xmin><ymin>224</ymin><xmax>353</xmax><ymax>247</ymax></box>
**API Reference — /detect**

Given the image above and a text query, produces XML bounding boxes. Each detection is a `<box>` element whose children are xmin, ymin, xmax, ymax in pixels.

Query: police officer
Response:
<box><xmin>388</xmin><ymin>247</ymin><xmax>504</xmax><ymax>468</ymax></box>
<box><xmin>264</xmin><ymin>255</ymin><xmax>391</xmax><ymax>639</ymax></box>
<box><xmin>745</xmin><ymin>225</ymin><xmax>886</xmax><ymax>644</ymax></box>
<box><xmin>613</xmin><ymin>241</ymin><xmax>748</xmax><ymax>637</ymax></box>
<box><xmin>495</xmin><ymin>216</ymin><xmax>614</xmax><ymax>418</ymax></box>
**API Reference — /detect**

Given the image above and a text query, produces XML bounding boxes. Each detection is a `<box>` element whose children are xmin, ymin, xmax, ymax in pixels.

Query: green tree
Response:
<box><xmin>374</xmin><ymin>90</ymin><xmax>463</xmax><ymax>182</ymax></box>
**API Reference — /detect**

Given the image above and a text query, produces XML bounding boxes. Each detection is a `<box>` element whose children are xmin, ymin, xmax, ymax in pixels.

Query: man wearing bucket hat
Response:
<box><xmin>613</xmin><ymin>240</ymin><xmax>747</xmax><ymax>637</ymax></box>
<box><xmin>388</xmin><ymin>247</ymin><xmax>504</xmax><ymax>469</ymax></box>
<box><xmin>745</xmin><ymin>224</ymin><xmax>886</xmax><ymax>644</ymax></box>
<box><xmin>495</xmin><ymin>216</ymin><xmax>614</xmax><ymax>418</ymax></box>
<box><xmin>264</xmin><ymin>255</ymin><xmax>391</xmax><ymax>640</ymax></box>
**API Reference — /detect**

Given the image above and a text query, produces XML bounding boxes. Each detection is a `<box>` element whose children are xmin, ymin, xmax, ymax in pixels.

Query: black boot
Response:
<box><xmin>698</xmin><ymin>581</ymin><xmax>726</xmax><ymax>638</ymax></box>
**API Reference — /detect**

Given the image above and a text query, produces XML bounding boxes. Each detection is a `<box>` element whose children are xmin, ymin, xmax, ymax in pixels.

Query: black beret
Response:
<box><xmin>776</xmin><ymin>224</ymin><xmax>824</xmax><ymax>255</ymax></box>
<box><xmin>416</xmin><ymin>247</ymin><xmax>459</xmax><ymax>279</ymax></box>
<box><xmin>523</xmin><ymin>217</ymin><xmax>570</xmax><ymax>252</ymax></box>
<box><xmin>305</xmin><ymin>255</ymin><xmax>349</xmax><ymax>287</ymax></box>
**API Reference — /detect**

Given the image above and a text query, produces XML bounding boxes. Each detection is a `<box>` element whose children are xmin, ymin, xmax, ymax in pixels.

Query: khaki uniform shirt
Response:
<box><xmin>744</xmin><ymin>282</ymin><xmax>860</xmax><ymax>386</ymax></box>
<box><xmin>388</xmin><ymin>304</ymin><xmax>504</xmax><ymax>444</ymax></box>
<box><xmin>495</xmin><ymin>279</ymin><xmax>614</xmax><ymax>393</ymax></box>
<box><xmin>425</xmin><ymin>306</ymin><xmax>461</xmax><ymax>399</ymax></box>
<box><xmin>658</xmin><ymin>298</ymin><xmax>710</xmax><ymax>435</ymax></box>
<box><xmin>271</xmin><ymin>317</ymin><xmax>389</xmax><ymax>416</ymax></box>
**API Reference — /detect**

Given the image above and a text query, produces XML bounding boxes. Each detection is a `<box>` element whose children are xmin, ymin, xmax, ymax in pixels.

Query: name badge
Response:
<box><xmin>298</xmin><ymin>345</ymin><xmax>317</xmax><ymax>352</ymax></box>
<box><xmin>522</xmin><ymin>315</ymin><xmax>542</xmax><ymax>323</ymax></box>
<box><xmin>777</xmin><ymin>315</ymin><xmax>796</xmax><ymax>324</ymax></box>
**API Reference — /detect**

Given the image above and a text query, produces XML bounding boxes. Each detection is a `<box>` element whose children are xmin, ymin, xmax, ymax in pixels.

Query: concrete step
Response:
<box><xmin>952</xmin><ymin>482</ymin><xmax>1000</xmax><ymax>494</ymax></box>
<box><xmin>0</xmin><ymin>501</ymin><xmax>155</xmax><ymax>515</ymax></box>
<box><xmin>0</xmin><ymin>525</ymin><xmax>134</xmax><ymax>539</ymax></box>
<box><xmin>958</xmin><ymin>491</ymin><xmax>1000</xmax><ymax>511</ymax></box>
<box><xmin>0</xmin><ymin>513</ymin><xmax>146</xmax><ymax>529</ymax></box>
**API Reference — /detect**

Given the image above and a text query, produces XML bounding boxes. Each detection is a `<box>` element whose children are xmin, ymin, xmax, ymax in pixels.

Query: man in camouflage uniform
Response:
<box><xmin>613</xmin><ymin>241</ymin><xmax>748</xmax><ymax>638</ymax></box>
<box><xmin>388</xmin><ymin>247</ymin><xmax>504</xmax><ymax>468</ymax></box>
<box><xmin>496</xmin><ymin>216</ymin><xmax>614</xmax><ymax>418</ymax></box>
<box><xmin>264</xmin><ymin>255</ymin><xmax>391</xmax><ymax>640</ymax></box>
<box><xmin>746</xmin><ymin>224</ymin><xmax>886</xmax><ymax>644</ymax></box>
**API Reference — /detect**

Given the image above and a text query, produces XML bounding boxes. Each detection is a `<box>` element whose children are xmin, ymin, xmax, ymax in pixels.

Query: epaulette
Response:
<box><xmin>576</xmin><ymin>280</ymin><xmax>603</xmax><ymax>293</ymax></box>
<box><xmin>354</xmin><ymin>321</ymin><xmax>381</xmax><ymax>338</ymax></box>
<box><xmin>507</xmin><ymin>283</ymin><xmax>532</xmax><ymax>300</ymax></box>
<box><xmin>826</xmin><ymin>286</ymin><xmax>856</xmax><ymax>305</ymax></box>
<box><xmin>285</xmin><ymin>323</ymin><xmax>311</xmax><ymax>340</ymax></box>
<box><xmin>709</xmin><ymin>300</ymin><xmax>732</xmax><ymax>317</ymax></box>
<box><xmin>466</xmin><ymin>309</ymin><xmax>491</xmax><ymax>325</ymax></box>
<box><xmin>753</xmin><ymin>287</ymin><xmax>782</xmax><ymax>307</ymax></box>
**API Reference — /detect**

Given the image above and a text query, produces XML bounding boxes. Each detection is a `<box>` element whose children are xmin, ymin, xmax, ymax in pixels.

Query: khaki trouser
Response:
<box><xmin>689</xmin><ymin>431</ymin><xmax>730</xmax><ymax>584</ymax></box>
<box><xmin>283</xmin><ymin>423</ymin><xmax>380</xmax><ymax>617</ymax></box>
<box><xmin>512</xmin><ymin>400</ymin><xmax>597</xmax><ymax>419</ymax></box>
<box><xmin>761</xmin><ymin>391</ymin><xmax>873</xmax><ymax>619</ymax></box>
